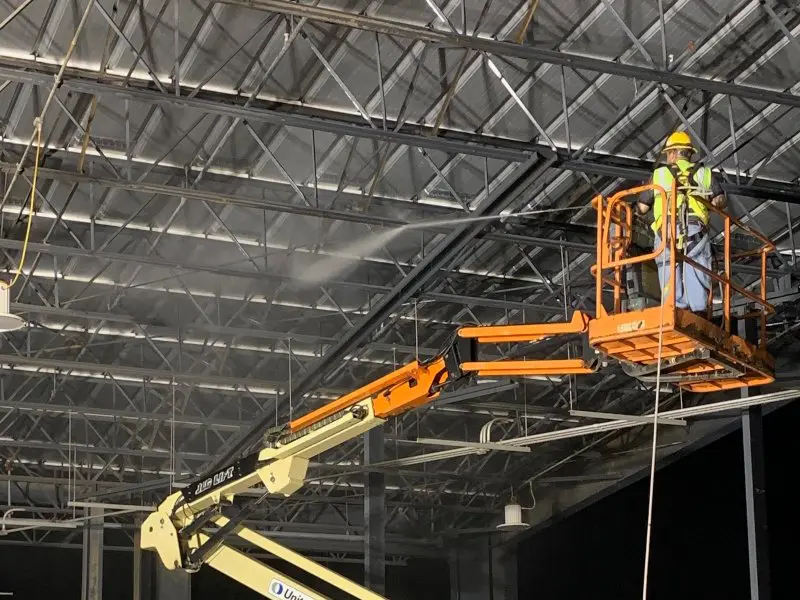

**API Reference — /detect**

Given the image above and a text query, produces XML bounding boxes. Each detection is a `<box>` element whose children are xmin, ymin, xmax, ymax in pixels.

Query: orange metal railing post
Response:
<box><xmin>592</xmin><ymin>184</ymin><xmax>672</xmax><ymax>318</ymax></box>
<box><xmin>761</xmin><ymin>248</ymin><xmax>768</xmax><ymax>348</ymax></box>
<box><xmin>594</xmin><ymin>195</ymin><xmax>605</xmax><ymax>317</ymax></box>
<box><xmin>724</xmin><ymin>215</ymin><xmax>731</xmax><ymax>334</ymax></box>
<box><xmin>699</xmin><ymin>197</ymin><xmax>775</xmax><ymax>340</ymax></box>
<box><xmin>598</xmin><ymin>186</ymin><xmax>669</xmax><ymax>270</ymax></box>
<box><xmin>613</xmin><ymin>202</ymin><xmax>623</xmax><ymax>314</ymax></box>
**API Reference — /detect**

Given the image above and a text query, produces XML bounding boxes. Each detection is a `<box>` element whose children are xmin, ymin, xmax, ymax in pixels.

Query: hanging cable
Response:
<box><xmin>1</xmin><ymin>0</ymin><xmax>97</xmax><ymax>288</ymax></box>
<box><xmin>170</xmin><ymin>378</ymin><xmax>176</xmax><ymax>494</ymax></box>
<box><xmin>414</xmin><ymin>299</ymin><xmax>419</xmax><ymax>362</ymax></box>
<box><xmin>526</xmin><ymin>480</ymin><xmax>537</xmax><ymax>511</ymax></box>
<box><xmin>68</xmin><ymin>409</ymin><xmax>73</xmax><ymax>519</ymax></box>
<box><xmin>0</xmin><ymin>0</ymin><xmax>96</xmax><ymax>213</ymax></box>
<box><xmin>288</xmin><ymin>337</ymin><xmax>293</xmax><ymax>421</ymax></box>
<box><xmin>641</xmin><ymin>211</ymin><xmax>671</xmax><ymax>600</ymax></box>
<box><xmin>1</xmin><ymin>118</ymin><xmax>41</xmax><ymax>290</ymax></box>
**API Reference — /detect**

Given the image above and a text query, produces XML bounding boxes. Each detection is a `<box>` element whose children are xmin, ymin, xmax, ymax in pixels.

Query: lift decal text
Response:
<box><xmin>268</xmin><ymin>579</ymin><xmax>319</xmax><ymax>600</ymax></box>
<box><xmin>193</xmin><ymin>465</ymin><xmax>235</xmax><ymax>496</ymax></box>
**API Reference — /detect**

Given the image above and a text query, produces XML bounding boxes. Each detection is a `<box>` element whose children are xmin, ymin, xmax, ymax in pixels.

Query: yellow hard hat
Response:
<box><xmin>662</xmin><ymin>131</ymin><xmax>695</xmax><ymax>153</ymax></box>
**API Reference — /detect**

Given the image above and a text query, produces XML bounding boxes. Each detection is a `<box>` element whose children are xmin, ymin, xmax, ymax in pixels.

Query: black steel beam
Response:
<box><xmin>223</xmin><ymin>0</ymin><xmax>800</xmax><ymax>109</ymax></box>
<box><xmin>0</xmin><ymin>236</ymin><xmax>563</xmax><ymax>314</ymax></box>
<box><xmin>561</xmin><ymin>157</ymin><xmax>800</xmax><ymax>204</ymax></box>
<box><xmin>0</xmin><ymin>161</ymin><xmax>592</xmax><ymax>255</ymax></box>
<box><xmin>2</xmin><ymin>61</ymin><xmax>799</xmax><ymax>203</ymax></box>
<box><xmin>0</xmin><ymin>62</ymin><xmax>528</xmax><ymax>162</ymax></box>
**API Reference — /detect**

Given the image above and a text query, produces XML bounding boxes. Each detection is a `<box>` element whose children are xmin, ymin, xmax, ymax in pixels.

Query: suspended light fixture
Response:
<box><xmin>0</xmin><ymin>284</ymin><xmax>24</xmax><ymax>332</ymax></box>
<box><xmin>496</xmin><ymin>498</ymin><xmax>530</xmax><ymax>531</ymax></box>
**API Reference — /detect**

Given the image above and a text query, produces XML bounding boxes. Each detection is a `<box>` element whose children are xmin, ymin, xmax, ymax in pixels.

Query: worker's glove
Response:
<box><xmin>711</xmin><ymin>194</ymin><xmax>727</xmax><ymax>209</ymax></box>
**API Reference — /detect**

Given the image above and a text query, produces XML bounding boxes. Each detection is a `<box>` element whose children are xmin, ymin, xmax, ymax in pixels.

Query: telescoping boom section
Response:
<box><xmin>140</xmin><ymin>184</ymin><xmax>776</xmax><ymax>599</ymax></box>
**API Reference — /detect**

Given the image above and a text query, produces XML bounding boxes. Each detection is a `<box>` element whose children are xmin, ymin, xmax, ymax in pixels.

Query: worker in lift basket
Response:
<box><xmin>635</xmin><ymin>131</ymin><xmax>726</xmax><ymax>313</ymax></box>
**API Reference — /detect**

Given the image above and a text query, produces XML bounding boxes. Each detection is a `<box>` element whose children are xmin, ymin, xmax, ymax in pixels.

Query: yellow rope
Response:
<box><xmin>516</xmin><ymin>0</ymin><xmax>540</xmax><ymax>44</ymax></box>
<box><xmin>2</xmin><ymin>117</ymin><xmax>42</xmax><ymax>290</ymax></box>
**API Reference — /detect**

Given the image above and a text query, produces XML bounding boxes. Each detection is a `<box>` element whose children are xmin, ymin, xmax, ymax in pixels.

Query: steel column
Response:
<box><xmin>81</xmin><ymin>506</ymin><xmax>104</xmax><ymax>600</ymax></box>
<box><xmin>738</xmin><ymin>313</ymin><xmax>771</xmax><ymax>599</ymax></box>
<box><xmin>364</xmin><ymin>426</ymin><xmax>386</xmax><ymax>594</ymax></box>
<box><xmin>450</xmin><ymin>537</ymin><xmax>516</xmax><ymax>600</ymax></box>
<box><xmin>154</xmin><ymin>564</ymin><xmax>191</xmax><ymax>600</ymax></box>
<box><xmin>742</xmin><ymin>405</ymin><xmax>771</xmax><ymax>600</ymax></box>
<box><xmin>133</xmin><ymin>524</ymin><xmax>143</xmax><ymax>600</ymax></box>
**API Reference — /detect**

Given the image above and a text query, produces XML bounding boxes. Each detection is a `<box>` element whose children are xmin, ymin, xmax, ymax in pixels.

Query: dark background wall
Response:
<box><xmin>517</xmin><ymin>399</ymin><xmax>800</xmax><ymax>599</ymax></box>
<box><xmin>190</xmin><ymin>556</ymin><xmax>450</xmax><ymax>600</ymax></box>
<box><xmin>0</xmin><ymin>541</ymin><xmax>449</xmax><ymax>599</ymax></box>
<box><xmin>0</xmin><ymin>545</ymin><xmax>132</xmax><ymax>599</ymax></box>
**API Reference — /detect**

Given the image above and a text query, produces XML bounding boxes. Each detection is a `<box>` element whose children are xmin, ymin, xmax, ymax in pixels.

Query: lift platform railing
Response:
<box><xmin>592</xmin><ymin>183</ymin><xmax>775</xmax><ymax>349</ymax></box>
<box><xmin>591</xmin><ymin>184</ymin><xmax>677</xmax><ymax>317</ymax></box>
<box><xmin>684</xmin><ymin>197</ymin><xmax>775</xmax><ymax>348</ymax></box>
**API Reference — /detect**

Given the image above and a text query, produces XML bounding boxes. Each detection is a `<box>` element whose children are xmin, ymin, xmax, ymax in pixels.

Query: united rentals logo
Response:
<box><xmin>269</xmin><ymin>581</ymin><xmax>285</xmax><ymax>597</ymax></box>
<box><xmin>268</xmin><ymin>579</ymin><xmax>319</xmax><ymax>600</ymax></box>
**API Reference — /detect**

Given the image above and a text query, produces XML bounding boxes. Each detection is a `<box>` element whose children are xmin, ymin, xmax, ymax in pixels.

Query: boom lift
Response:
<box><xmin>141</xmin><ymin>184</ymin><xmax>776</xmax><ymax>599</ymax></box>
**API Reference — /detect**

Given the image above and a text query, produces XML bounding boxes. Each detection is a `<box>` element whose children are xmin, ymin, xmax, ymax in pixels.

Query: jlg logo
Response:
<box><xmin>193</xmin><ymin>466</ymin><xmax>235</xmax><ymax>496</ymax></box>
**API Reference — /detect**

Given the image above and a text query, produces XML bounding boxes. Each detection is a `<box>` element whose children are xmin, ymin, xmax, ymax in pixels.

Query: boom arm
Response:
<box><xmin>140</xmin><ymin>316</ymin><xmax>594</xmax><ymax>599</ymax></box>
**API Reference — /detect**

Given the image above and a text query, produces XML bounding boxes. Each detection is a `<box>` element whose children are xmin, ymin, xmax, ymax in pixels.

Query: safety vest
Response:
<box><xmin>651</xmin><ymin>159</ymin><xmax>711</xmax><ymax>233</ymax></box>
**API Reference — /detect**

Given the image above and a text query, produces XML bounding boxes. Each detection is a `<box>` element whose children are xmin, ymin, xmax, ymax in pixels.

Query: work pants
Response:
<box><xmin>654</xmin><ymin>222</ymin><xmax>712</xmax><ymax>312</ymax></box>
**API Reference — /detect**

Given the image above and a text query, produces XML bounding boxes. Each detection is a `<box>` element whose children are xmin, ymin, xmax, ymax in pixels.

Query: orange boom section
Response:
<box><xmin>288</xmin><ymin>357</ymin><xmax>449</xmax><ymax>433</ymax></box>
<box><xmin>458</xmin><ymin>311</ymin><xmax>595</xmax><ymax>377</ymax></box>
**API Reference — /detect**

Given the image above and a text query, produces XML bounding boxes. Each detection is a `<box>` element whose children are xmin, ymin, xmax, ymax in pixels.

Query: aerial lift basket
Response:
<box><xmin>586</xmin><ymin>184</ymin><xmax>775</xmax><ymax>392</ymax></box>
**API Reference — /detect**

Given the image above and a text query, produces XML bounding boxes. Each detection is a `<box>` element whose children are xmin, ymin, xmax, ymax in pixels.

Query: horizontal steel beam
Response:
<box><xmin>0</xmin><ymin>353</ymin><xmax>288</xmax><ymax>393</ymax></box>
<box><xmin>562</xmin><ymin>157</ymin><xmax>800</xmax><ymax>205</ymax></box>
<box><xmin>0</xmin><ymin>437</ymin><xmax>208</xmax><ymax>461</ymax></box>
<box><xmin>0</xmin><ymin>161</ymin><xmax>592</xmax><ymax>253</ymax></box>
<box><xmin>0</xmin><ymin>367</ymin><xmax>260</xmax><ymax>397</ymax></box>
<box><xmin>0</xmin><ymin>537</ymin><xmax>419</xmax><ymax>558</ymax></box>
<box><xmin>12</xmin><ymin>302</ymin><xmax>439</xmax><ymax>356</ymax></box>
<box><xmin>1</xmin><ymin>62</ymin><xmax>798</xmax><ymax>202</ymax></box>
<box><xmin>0</xmin><ymin>399</ymin><xmax>243</xmax><ymax>432</ymax></box>
<box><xmin>224</xmin><ymin>0</ymin><xmax>800</xmax><ymax>109</ymax></box>
<box><xmin>1</xmin><ymin>475</ymin><xmax>497</xmax><ymax>515</ymax></box>
<box><xmin>0</xmin><ymin>236</ymin><xmax>563</xmax><ymax>314</ymax></box>
<box><xmin>0</xmin><ymin>61</ymin><xmax>527</xmax><ymax>162</ymax></box>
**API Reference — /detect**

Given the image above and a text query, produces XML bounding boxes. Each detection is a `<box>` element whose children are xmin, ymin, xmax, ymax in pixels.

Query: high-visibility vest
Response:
<box><xmin>651</xmin><ymin>159</ymin><xmax>712</xmax><ymax>233</ymax></box>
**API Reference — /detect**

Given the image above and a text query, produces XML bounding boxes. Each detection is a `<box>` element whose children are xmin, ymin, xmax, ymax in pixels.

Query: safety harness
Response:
<box><xmin>653</xmin><ymin>161</ymin><xmax>711</xmax><ymax>250</ymax></box>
